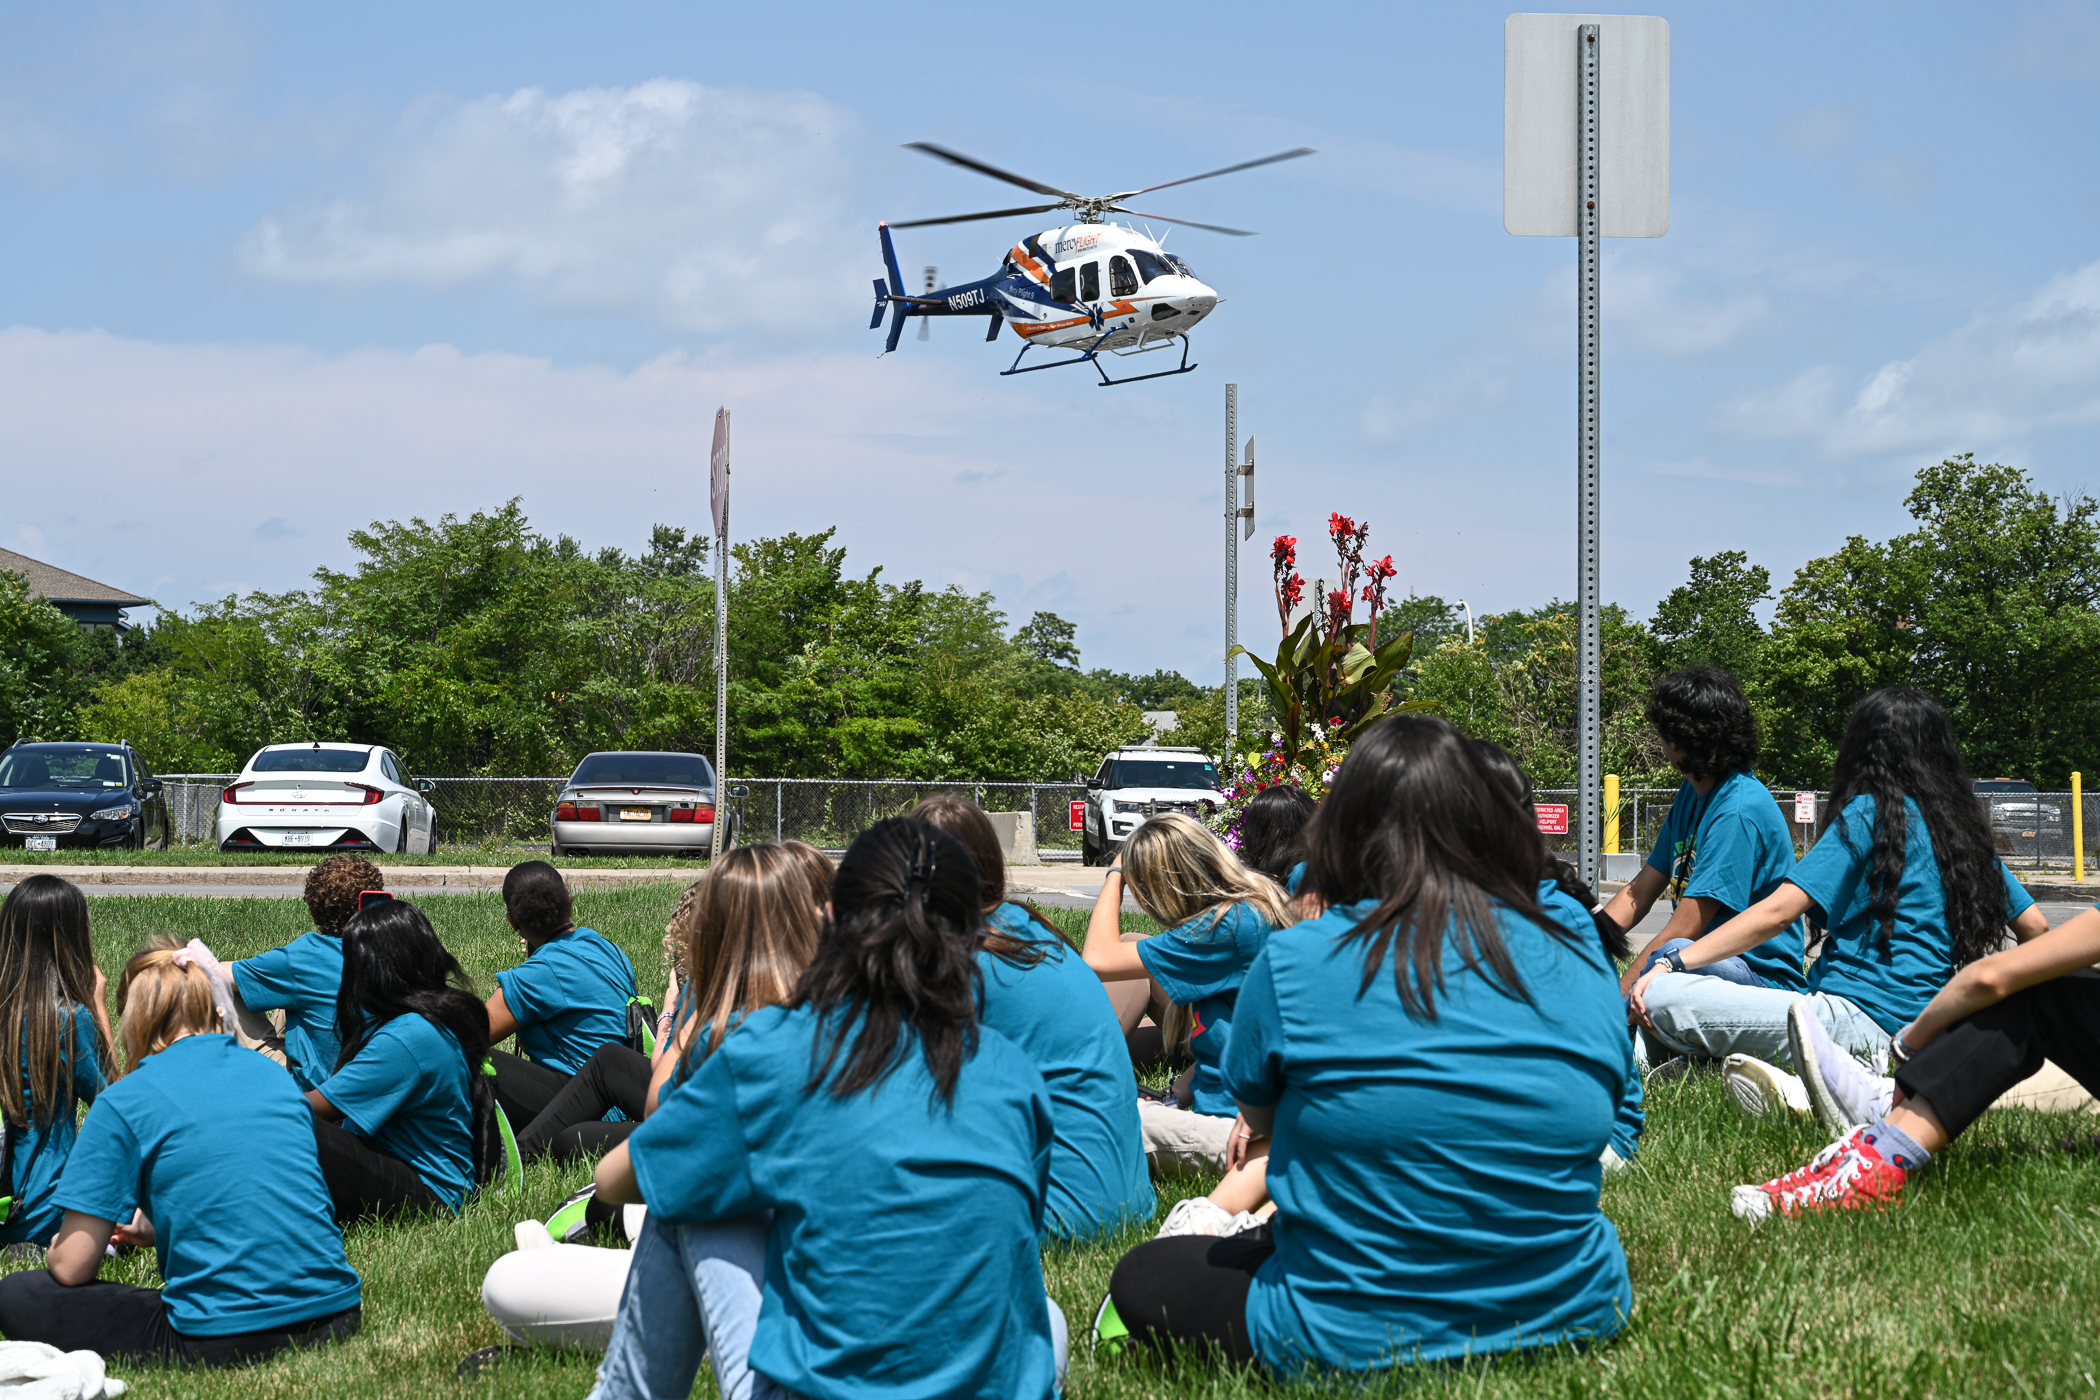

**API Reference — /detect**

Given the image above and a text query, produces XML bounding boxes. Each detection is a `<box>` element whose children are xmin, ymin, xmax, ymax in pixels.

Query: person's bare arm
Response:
<box><xmin>594</xmin><ymin>1140</ymin><xmax>641</xmax><ymax>1206</ymax></box>
<box><xmin>87</xmin><ymin>966</ymin><xmax>114</xmax><ymax>1060</ymax></box>
<box><xmin>2009</xmin><ymin>903</ymin><xmax>2050</xmax><ymax>943</ymax></box>
<box><xmin>305</xmin><ymin>1089</ymin><xmax>344</xmax><ymax>1122</ymax></box>
<box><xmin>1082</xmin><ymin>864</ymin><xmax>1148</xmax><ymax>982</ymax></box>
<box><xmin>1616</xmin><ymin>894</ymin><xmax>1725</xmax><ymax>996</ymax></box>
<box><xmin>46</xmin><ymin>1212</ymin><xmax>115</xmax><ymax>1286</ymax></box>
<box><xmin>485</xmin><ymin>988</ymin><xmax>519</xmax><ymax>1046</ymax></box>
<box><xmin>1902</xmin><ymin>907</ymin><xmax>2100</xmax><ymax>1052</ymax></box>
<box><xmin>1601</xmin><ymin>865</ymin><xmax>1668</xmax><ymax>933</ymax></box>
<box><xmin>1235</xmin><ymin>1102</ymin><xmax>1275</xmax><ymax>1139</ymax></box>
<box><xmin>1628</xmin><ymin>883</ymin><xmax>1815</xmax><ymax>1020</ymax></box>
<box><xmin>645</xmin><ymin>1006</ymin><xmax>706</xmax><ymax>1118</ymax></box>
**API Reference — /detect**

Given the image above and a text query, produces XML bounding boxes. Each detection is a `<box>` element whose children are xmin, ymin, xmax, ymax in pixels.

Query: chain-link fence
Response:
<box><xmin>158</xmin><ymin>775</ymin><xmax>1093</xmax><ymax>857</ymax></box>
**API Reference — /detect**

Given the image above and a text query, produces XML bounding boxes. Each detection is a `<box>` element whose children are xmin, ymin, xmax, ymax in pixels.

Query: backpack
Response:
<box><xmin>625</xmin><ymin>998</ymin><xmax>661</xmax><ymax>1058</ymax></box>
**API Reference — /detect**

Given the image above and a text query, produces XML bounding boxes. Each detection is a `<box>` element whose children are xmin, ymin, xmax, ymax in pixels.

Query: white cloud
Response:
<box><xmin>240</xmin><ymin>81</ymin><xmax>867</xmax><ymax>336</ymax></box>
<box><xmin>1718</xmin><ymin>258</ymin><xmax>2100</xmax><ymax>455</ymax></box>
<box><xmin>1997</xmin><ymin>0</ymin><xmax>2100</xmax><ymax>81</ymax></box>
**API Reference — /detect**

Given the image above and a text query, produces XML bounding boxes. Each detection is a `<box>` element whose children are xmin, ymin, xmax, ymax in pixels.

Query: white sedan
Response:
<box><xmin>216</xmin><ymin>743</ymin><xmax>438</xmax><ymax>854</ymax></box>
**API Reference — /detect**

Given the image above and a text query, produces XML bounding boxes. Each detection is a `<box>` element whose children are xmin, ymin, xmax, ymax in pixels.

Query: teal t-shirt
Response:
<box><xmin>3</xmin><ymin>1006</ymin><xmax>105</xmax><ymax>1245</ymax></box>
<box><xmin>1645</xmin><ymin>772</ymin><xmax>1809</xmax><ymax>991</ymax></box>
<box><xmin>1135</xmin><ymin>901</ymin><xmax>1276</xmax><ymax>1117</ymax></box>
<box><xmin>630</xmin><ymin>1003</ymin><xmax>1058</xmax><ymax>1400</ymax></box>
<box><xmin>1222</xmin><ymin>898</ymin><xmax>1632</xmax><ymax>1373</ymax></box>
<box><xmin>494</xmin><ymin>927</ymin><xmax>638</xmax><ymax>1075</ymax></box>
<box><xmin>231</xmin><ymin>931</ymin><xmax>345</xmax><ymax>1091</ymax></box>
<box><xmin>1536</xmin><ymin>880</ymin><xmax>1643</xmax><ymax>1161</ymax></box>
<box><xmin>55</xmin><ymin>1034</ymin><xmax>361</xmax><ymax>1336</ymax></box>
<box><xmin>317</xmin><ymin>1013</ymin><xmax>475</xmax><ymax>1210</ymax></box>
<box><xmin>979</xmin><ymin>902</ymin><xmax>1155</xmax><ymax>1241</ymax></box>
<box><xmin>1792</xmin><ymin>794</ymin><xmax>2035</xmax><ymax>1033</ymax></box>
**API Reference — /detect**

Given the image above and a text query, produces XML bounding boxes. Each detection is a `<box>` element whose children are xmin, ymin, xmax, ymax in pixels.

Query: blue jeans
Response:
<box><xmin>589</xmin><ymin>1213</ymin><xmax>1071</xmax><ymax>1400</ymax></box>
<box><xmin>1642</xmin><ymin>976</ymin><xmax>1887</xmax><ymax>1069</ymax></box>
<box><xmin>1637</xmin><ymin>937</ymin><xmax>1767</xmax><ymax>990</ymax></box>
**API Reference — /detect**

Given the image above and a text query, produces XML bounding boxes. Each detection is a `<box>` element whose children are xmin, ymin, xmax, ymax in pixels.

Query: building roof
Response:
<box><xmin>0</xmin><ymin>548</ymin><xmax>150</xmax><ymax>607</ymax></box>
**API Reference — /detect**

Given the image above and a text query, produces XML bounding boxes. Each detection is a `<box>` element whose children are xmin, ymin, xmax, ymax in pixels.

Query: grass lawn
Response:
<box><xmin>10</xmin><ymin>891</ymin><xmax>2100</xmax><ymax>1398</ymax></box>
<box><xmin>0</xmin><ymin>846</ymin><xmax>705</xmax><ymax>870</ymax></box>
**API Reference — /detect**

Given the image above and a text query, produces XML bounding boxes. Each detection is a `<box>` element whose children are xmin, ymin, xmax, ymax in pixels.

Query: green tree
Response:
<box><xmin>0</xmin><ymin>572</ymin><xmax>85</xmax><ymax>745</ymax></box>
<box><xmin>1650</xmin><ymin>550</ymin><xmax>1772</xmax><ymax>684</ymax></box>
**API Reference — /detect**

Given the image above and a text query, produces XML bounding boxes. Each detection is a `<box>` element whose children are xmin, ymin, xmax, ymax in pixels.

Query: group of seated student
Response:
<box><xmin>3</xmin><ymin>680</ymin><xmax>2093</xmax><ymax>1389</ymax></box>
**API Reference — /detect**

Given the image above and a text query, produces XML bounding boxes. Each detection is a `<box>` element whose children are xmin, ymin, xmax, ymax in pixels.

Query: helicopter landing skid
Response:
<box><xmin>999</xmin><ymin>332</ymin><xmax>1197</xmax><ymax>387</ymax></box>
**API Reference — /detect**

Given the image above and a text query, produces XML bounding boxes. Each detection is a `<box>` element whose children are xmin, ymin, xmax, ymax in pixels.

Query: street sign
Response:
<box><xmin>1794</xmin><ymin>792</ymin><xmax>1817</xmax><ymax>825</ymax></box>
<box><xmin>709</xmin><ymin>408</ymin><xmax>731</xmax><ymax>541</ymax></box>
<box><xmin>1069</xmin><ymin>800</ymin><xmax>1086</xmax><ymax>832</ymax></box>
<box><xmin>1505</xmin><ymin>14</ymin><xmax>1670</xmax><ymax>238</ymax></box>
<box><xmin>1536</xmin><ymin>804</ymin><xmax>1570</xmax><ymax>835</ymax></box>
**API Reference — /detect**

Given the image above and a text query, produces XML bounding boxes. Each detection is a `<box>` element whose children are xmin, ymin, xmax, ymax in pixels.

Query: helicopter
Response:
<box><xmin>871</xmin><ymin>142</ymin><xmax>1314</xmax><ymax>386</ymax></box>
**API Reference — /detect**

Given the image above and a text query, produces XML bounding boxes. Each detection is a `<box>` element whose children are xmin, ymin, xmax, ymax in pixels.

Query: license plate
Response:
<box><xmin>24</xmin><ymin>835</ymin><xmax>56</xmax><ymax>852</ymax></box>
<box><xmin>620</xmin><ymin>807</ymin><xmax>652</xmax><ymax>822</ymax></box>
<box><xmin>281</xmin><ymin>833</ymin><xmax>312</xmax><ymax>846</ymax></box>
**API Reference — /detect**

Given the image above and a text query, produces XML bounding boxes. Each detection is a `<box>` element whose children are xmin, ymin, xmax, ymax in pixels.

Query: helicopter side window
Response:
<box><xmin>1050</xmin><ymin>266</ymin><xmax>1077</xmax><ymax>302</ymax></box>
<box><xmin>1109</xmin><ymin>256</ymin><xmax>1138</xmax><ymax>298</ymax></box>
<box><xmin>1079</xmin><ymin>262</ymin><xmax>1101</xmax><ymax>301</ymax></box>
<box><xmin>1131</xmin><ymin>248</ymin><xmax>1174</xmax><ymax>282</ymax></box>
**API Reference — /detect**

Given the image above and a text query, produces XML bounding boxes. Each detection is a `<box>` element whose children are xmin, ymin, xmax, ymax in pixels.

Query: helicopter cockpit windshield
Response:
<box><xmin>1130</xmin><ymin>248</ymin><xmax>1175</xmax><ymax>283</ymax></box>
<box><xmin>1164</xmin><ymin>253</ymin><xmax>1197</xmax><ymax>279</ymax></box>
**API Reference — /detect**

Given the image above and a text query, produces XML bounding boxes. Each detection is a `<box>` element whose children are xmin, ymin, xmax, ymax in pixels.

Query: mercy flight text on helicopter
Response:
<box><xmin>869</xmin><ymin>142</ymin><xmax>1314</xmax><ymax>386</ymax></box>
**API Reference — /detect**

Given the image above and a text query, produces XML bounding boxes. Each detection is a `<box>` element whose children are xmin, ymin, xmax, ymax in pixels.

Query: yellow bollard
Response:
<box><xmin>1604</xmin><ymin>774</ymin><xmax>1620</xmax><ymax>855</ymax></box>
<box><xmin>2075</xmin><ymin>771</ymin><xmax>2085</xmax><ymax>884</ymax></box>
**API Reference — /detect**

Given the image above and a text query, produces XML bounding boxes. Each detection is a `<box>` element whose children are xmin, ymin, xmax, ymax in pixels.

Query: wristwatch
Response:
<box><xmin>1661</xmin><ymin>947</ymin><xmax>1688</xmax><ymax>974</ymax></box>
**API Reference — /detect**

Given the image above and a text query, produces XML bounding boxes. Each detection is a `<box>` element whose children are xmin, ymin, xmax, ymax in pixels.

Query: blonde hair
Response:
<box><xmin>678</xmin><ymin>844</ymin><xmax>825</xmax><ymax>1063</ymax></box>
<box><xmin>115</xmin><ymin>938</ymin><xmax>220</xmax><ymax>1071</ymax></box>
<box><xmin>1122</xmin><ymin>813</ymin><xmax>1293</xmax><ymax>932</ymax></box>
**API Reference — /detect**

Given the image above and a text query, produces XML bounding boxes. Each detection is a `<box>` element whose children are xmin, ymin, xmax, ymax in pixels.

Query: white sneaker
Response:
<box><xmin>1225</xmin><ymin>1210</ymin><xmax>1264</xmax><ymax>1236</ymax></box>
<box><xmin>1154</xmin><ymin>1197</ymin><xmax>1237</xmax><ymax>1238</ymax></box>
<box><xmin>1788</xmin><ymin>999</ymin><xmax>1893</xmax><ymax>1134</ymax></box>
<box><xmin>1723</xmin><ymin>1055</ymin><xmax>1809</xmax><ymax>1118</ymax></box>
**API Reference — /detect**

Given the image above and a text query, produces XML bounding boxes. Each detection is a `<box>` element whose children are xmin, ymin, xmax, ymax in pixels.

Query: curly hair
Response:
<box><xmin>303</xmin><ymin>855</ymin><xmax>385</xmax><ymax>937</ymax></box>
<box><xmin>1645</xmin><ymin>668</ymin><xmax>1758</xmax><ymax>781</ymax></box>
<box><xmin>501</xmin><ymin>861</ymin><xmax>575</xmax><ymax>944</ymax></box>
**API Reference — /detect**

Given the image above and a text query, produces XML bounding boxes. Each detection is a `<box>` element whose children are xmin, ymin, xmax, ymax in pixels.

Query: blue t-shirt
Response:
<box><xmin>1285</xmin><ymin>861</ymin><xmax>1307</xmax><ymax>894</ymax></box>
<box><xmin>494</xmin><ymin>927</ymin><xmax>637</xmax><ymax>1075</ymax></box>
<box><xmin>979</xmin><ymin>902</ymin><xmax>1155</xmax><ymax>1241</ymax></box>
<box><xmin>1536</xmin><ymin>880</ymin><xmax>1643</xmax><ymax>1161</ymax></box>
<box><xmin>630</xmin><ymin>1003</ymin><xmax>1057</xmax><ymax>1400</ymax></box>
<box><xmin>316</xmin><ymin>1014</ymin><xmax>475</xmax><ymax>1210</ymax></box>
<box><xmin>232</xmin><ymin>931</ymin><xmax>345</xmax><ymax>1091</ymax></box>
<box><xmin>1791</xmin><ymin>795</ymin><xmax>2035</xmax><ymax>1033</ymax></box>
<box><xmin>55</xmin><ymin>1035</ymin><xmax>360</xmax><ymax>1336</ymax></box>
<box><xmin>1222</xmin><ymin>898</ymin><xmax>1632</xmax><ymax>1373</ymax></box>
<box><xmin>1135</xmin><ymin>901</ymin><xmax>1276</xmax><ymax>1117</ymax></box>
<box><xmin>1646</xmin><ymin>773</ymin><xmax>1809</xmax><ymax>991</ymax></box>
<box><xmin>4</xmin><ymin>1006</ymin><xmax>105</xmax><ymax>1246</ymax></box>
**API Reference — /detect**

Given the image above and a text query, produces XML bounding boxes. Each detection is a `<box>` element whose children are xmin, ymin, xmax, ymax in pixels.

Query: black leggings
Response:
<box><xmin>517</xmin><ymin>1043</ymin><xmax>651</xmax><ymax>1163</ymax></box>
<box><xmin>1108</xmin><ymin>1224</ymin><xmax>1273</xmax><ymax>1368</ymax></box>
<box><xmin>489</xmin><ymin>1049</ymin><xmax>570</xmax><ymax>1129</ymax></box>
<box><xmin>313</xmin><ymin>1114</ymin><xmax>443</xmax><ymax>1225</ymax></box>
<box><xmin>1896</xmin><ymin>968</ymin><xmax>2100</xmax><ymax>1139</ymax></box>
<box><xmin>0</xmin><ymin>1268</ymin><xmax>359</xmax><ymax>1366</ymax></box>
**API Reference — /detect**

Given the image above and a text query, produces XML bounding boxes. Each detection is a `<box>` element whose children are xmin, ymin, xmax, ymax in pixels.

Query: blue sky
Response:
<box><xmin>4</xmin><ymin>0</ymin><xmax>2099</xmax><ymax>681</ymax></box>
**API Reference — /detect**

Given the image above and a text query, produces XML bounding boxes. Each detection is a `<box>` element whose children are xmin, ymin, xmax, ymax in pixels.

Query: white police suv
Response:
<box><xmin>1079</xmin><ymin>746</ymin><xmax>1224</xmax><ymax>866</ymax></box>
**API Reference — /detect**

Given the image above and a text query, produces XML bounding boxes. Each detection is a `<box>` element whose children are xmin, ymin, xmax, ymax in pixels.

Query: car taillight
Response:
<box><xmin>222</xmin><ymin>783</ymin><xmax>251</xmax><ymax>803</ymax></box>
<box><xmin>557</xmin><ymin>804</ymin><xmax>602</xmax><ymax>822</ymax></box>
<box><xmin>668</xmin><ymin>805</ymin><xmax>716</xmax><ymax>824</ymax></box>
<box><xmin>352</xmin><ymin>784</ymin><xmax>384</xmax><ymax>805</ymax></box>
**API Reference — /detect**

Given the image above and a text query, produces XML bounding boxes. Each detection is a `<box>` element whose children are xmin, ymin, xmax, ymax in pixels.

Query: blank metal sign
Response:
<box><xmin>1504</xmin><ymin>13</ymin><xmax>1669</xmax><ymax>238</ymax></box>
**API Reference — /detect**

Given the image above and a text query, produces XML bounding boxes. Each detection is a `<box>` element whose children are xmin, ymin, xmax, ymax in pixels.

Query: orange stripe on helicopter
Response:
<box><xmin>1009</xmin><ymin>244</ymin><xmax>1051</xmax><ymax>286</ymax></box>
<box><xmin>1014</xmin><ymin>299</ymin><xmax>1147</xmax><ymax>337</ymax></box>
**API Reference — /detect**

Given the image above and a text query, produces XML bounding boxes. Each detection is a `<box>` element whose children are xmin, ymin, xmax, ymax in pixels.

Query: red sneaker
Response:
<box><xmin>1731</xmin><ymin>1127</ymin><xmax>1908</xmax><ymax>1222</ymax></box>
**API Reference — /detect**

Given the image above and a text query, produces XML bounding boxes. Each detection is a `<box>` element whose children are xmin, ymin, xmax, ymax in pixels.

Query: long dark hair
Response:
<box><xmin>1467</xmin><ymin>739</ymin><xmax>1631</xmax><ymax>961</ymax></box>
<box><xmin>1237</xmin><ymin>785</ymin><xmax>1317</xmax><ymax>885</ymax></box>
<box><xmin>1826</xmin><ymin>686</ymin><xmax>2004</xmax><ymax>967</ymax></box>
<box><xmin>0</xmin><ymin>876</ymin><xmax>113</xmax><ymax>1126</ymax></box>
<box><xmin>791</xmin><ymin>818</ymin><xmax>984</xmax><ymax>1109</ymax></box>
<box><xmin>910</xmin><ymin>796</ymin><xmax>1055</xmax><ymax>968</ymax></box>
<box><xmin>333</xmin><ymin>900</ymin><xmax>500</xmax><ymax>1183</ymax></box>
<box><xmin>1300</xmin><ymin>716</ymin><xmax>1589</xmax><ymax>1019</ymax></box>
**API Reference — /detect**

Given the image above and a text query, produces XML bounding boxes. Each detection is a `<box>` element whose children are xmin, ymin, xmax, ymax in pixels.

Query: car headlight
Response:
<box><xmin>90</xmin><ymin>803</ymin><xmax>136</xmax><ymax>821</ymax></box>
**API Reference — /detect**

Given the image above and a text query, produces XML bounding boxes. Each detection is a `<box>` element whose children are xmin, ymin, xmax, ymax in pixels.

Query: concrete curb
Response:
<box><xmin>0</xmin><ymin>865</ymin><xmax>701</xmax><ymax>891</ymax></box>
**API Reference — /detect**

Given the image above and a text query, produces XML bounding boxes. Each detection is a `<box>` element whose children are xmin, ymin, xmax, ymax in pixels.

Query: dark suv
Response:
<box><xmin>0</xmin><ymin>741</ymin><xmax>170</xmax><ymax>851</ymax></box>
<box><xmin>1974</xmin><ymin>778</ymin><xmax>2066</xmax><ymax>859</ymax></box>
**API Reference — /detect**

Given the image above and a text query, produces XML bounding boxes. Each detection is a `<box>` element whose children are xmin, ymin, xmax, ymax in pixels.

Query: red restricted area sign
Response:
<box><xmin>1535</xmin><ymin>804</ymin><xmax>1570</xmax><ymax>835</ymax></box>
<box><xmin>1069</xmin><ymin>800</ymin><xmax>1086</xmax><ymax>832</ymax></box>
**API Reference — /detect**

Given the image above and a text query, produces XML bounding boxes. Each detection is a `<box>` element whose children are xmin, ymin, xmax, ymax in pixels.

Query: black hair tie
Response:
<box><xmin>905</xmin><ymin>832</ymin><xmax>938</xmax><ymax>908</ymax></box>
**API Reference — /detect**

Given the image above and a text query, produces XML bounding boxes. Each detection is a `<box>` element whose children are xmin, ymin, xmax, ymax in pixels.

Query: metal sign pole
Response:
<box><xmin>1576</xmin><ymin>24</ymin><xmax>1602</xmax><ymax>887</ymax></box>
<box><xmin>1224</xmin><ymin>384</ymin><xmax>1239</xmax><ymax>751</ymax></box>
<box><xmin>710</xmin><ymin>410</ymin><xmax>731</xmax><ymax>861</ymax></box>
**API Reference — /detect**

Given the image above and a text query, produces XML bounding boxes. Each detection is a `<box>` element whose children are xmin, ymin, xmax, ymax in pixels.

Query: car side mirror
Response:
<box><xmin>1086</xmin><ymin>777</ymin><xmax>1103</xmax><ymax>791</ymax></box>
<box><xmin>140</xmin><ymin>779</ymin><xmax>163</xmax><ymax>796</ymax></box>
<box><xmin>729</xmin><ymin>785</ymin><xmax>750</xmax><ymax>798</ymax></box>
<box><xmin>416</xmin><ymin>779</ymin><xmax>434</xmax><ymax>795</ymax></box>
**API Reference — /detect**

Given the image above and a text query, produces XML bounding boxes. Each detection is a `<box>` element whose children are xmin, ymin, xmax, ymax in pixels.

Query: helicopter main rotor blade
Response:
<box><xmin>891</xmin><ymin>204</ymin><xmax>1066</xmax><ymax>229</ymax></box>
<box><xmin>1129</xmin><ymin>147</ymin><xmax>1316</xmax><ymax>197</ymax></box>
<box><xmin>1108</xmin><ymin>207</ymin><xmax>1259</xmax><ymax>237</ymax></box>
<box><xmin>903</xmin><ymin>143</ymin><xmax>1080</xmax><ymax>201</ymax></box>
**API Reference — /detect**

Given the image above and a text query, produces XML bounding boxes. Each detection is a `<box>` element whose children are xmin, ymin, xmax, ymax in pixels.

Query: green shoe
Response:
<box><xmin>1092</xmin><ymin>1293</ymin><xmax>1130</xmax><ymax>1357</ymax></box>
<box><xmin>545</xmin><ymin>1185</ymin><xmax>596</xmax><ymax>1243</ymax></box>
